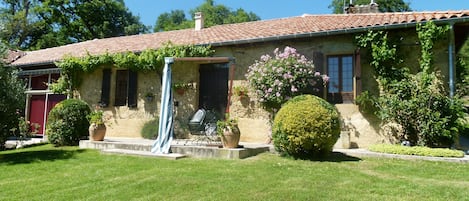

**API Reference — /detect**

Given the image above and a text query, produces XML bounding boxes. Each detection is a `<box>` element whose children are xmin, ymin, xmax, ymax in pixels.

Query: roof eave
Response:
<box><xmin>10</xmin><ymin>60</ymin><xmax>57</xmax><ymax>68</ymax></box>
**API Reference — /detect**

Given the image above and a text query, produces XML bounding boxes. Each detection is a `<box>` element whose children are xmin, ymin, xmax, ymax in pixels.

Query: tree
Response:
<box><xmin>154</xmin><ymin>0</ymin><xmax>260</xmax><ymax>32</ymax></box>
<box><xmin>0</xmin><ymin>0</ymin><xmax>51</xmax><ymax>50</ymax></box>
<box><xmin>329</xmin><ymin>0</ymin><xmax>412</xmax><ymax>14</ymax></box>
<box><xmin>0</xmin><ymin>45</ymin><xmax>26</xmax><ymax>150</ymax></box>
<box><xmin>0</xmin><ymin>0</ymin><xmax>148</xmax><ymax>50</ymax></box>
<box><xmin>154</xmin><ymin>10</ymin><xmax>192</xmax><ymax>32</ymax></box>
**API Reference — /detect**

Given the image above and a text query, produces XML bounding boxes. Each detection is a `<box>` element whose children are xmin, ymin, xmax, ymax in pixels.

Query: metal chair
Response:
<box><xmin>186</xmin><ymin>109</ymin><xmax>220</xmax><ymax>146</ymax></box>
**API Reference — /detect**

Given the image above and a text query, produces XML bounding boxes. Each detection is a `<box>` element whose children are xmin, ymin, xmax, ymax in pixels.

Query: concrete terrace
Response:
<box><xmin>79</xmin><ymin>138</ymin><xmax>272</xmax><ymax>160</ymax></box>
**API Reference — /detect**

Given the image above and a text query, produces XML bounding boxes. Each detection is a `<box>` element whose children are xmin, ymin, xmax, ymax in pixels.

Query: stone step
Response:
<box><xmin>101</xmin><ymin>149</ymin><xmax>186</xmax><ymax>160</ymax></box>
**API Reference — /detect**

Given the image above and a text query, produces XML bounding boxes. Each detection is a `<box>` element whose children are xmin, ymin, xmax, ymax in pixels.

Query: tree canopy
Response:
<box><xmin>0</xmin><ymin>0</ymin><xmax>148</xmax><ymax>50</ymax></box>
<box><xmin>154</xmin><ymin>0</ymin><xmax>260</xmax><ymax>32</ymax></box>
<box><xmin>329</xmin><ymin>0</ymin><xmax>412</xmax><ymax>14</ymax></box>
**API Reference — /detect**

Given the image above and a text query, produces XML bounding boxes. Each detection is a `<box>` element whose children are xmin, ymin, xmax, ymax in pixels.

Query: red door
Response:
<box><xmin>29</xmin><ymin>95</ymin><xmax>46</xmax><ymax>135</ymax></box>
<box><xmin>46</xmin><ymin>94</ymin><xmax>66</xmax><ymax>119</ymax></box>
<box><xmin>28</xmin><ymin>94</ymin><xmax>66</xmax><ymax>135</ymax></box>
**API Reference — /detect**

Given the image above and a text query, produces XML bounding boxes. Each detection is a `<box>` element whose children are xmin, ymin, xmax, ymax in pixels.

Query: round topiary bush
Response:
<box><xmin>272</xmin><ymin>95</ymin><xmax>340</xmax><ymax>159</ymax></box>
<box><xmin>141</xmin><ymin>118</ymin><xmax>159</xmax><ymax>139</ymax></box>
<box><xmin>46</xmin><ymin>99</ymin><xmax>91</xmax><ymax>146</ymax></box>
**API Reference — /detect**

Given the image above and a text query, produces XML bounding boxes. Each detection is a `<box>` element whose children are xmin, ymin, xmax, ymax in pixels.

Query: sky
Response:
<box><xmin>124</xmin><ymin>0</ymin><xmax>469</xmax><ymax>28</ymax></box>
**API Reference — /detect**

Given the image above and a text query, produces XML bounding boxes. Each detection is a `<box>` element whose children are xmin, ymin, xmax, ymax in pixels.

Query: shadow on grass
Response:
<box><xmin>316</xmin><ymin>152</ymin><xmax>362</xmax><ymax>162</ymax></box>
<box><xmin>285</xmin><ymin>152</ymin><xmax>362</xmax><ymax>162</ymax></box>
<box><xmin>0</xmin><ymin>147</ymin><xmax>86</xmax><ymax>165</ymax></box>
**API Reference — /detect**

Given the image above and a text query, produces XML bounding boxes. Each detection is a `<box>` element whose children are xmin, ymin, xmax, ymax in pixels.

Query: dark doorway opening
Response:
<box><xmin>199</xmin><ymin>63</ymin><xmax>229</xmax><ymax>117</ymax></box>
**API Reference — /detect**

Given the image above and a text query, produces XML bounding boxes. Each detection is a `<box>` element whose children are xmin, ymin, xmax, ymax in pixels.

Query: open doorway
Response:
<box><xmin>198</xmin><ymin>63</ymin><xmax>229</xmax><ymax>117</ymax></box>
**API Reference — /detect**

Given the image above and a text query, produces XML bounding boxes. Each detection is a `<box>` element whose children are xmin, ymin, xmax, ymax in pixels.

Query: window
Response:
<box><xmin>327</xmin><ymin>55</ymin><xmax>354</xmax><ymax>103</ymax></box>
<box><xmin>29</xmin><ymin>73</ymin><xmax>60</xmax><ymax>90</ymax></box>
<box><xmin>103</xmin><ymin>70</ymin><xmax>137</xmax><ymax>107</ymax></box>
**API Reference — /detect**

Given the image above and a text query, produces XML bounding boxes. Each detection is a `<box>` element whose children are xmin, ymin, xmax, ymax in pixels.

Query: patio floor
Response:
<box><xmin>79</xmin><ymin>137</ymin><xmax>273</xmax><ymax>160</ymax></box>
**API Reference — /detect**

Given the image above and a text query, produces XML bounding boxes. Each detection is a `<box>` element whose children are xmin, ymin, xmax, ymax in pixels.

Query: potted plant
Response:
<box><xmin>87</xmin><ymin>110</ymin><xmax>107</xmax><ymax>141</ymax></box>
<box><xmin>216</xmin><ymin>114</ymin><xmax>240</xmax><ymax>148</ymax></box>
<box><xmin>233</xmin><ymin>85</ymin><xmax>249</xmax><ymax>98</ymax></box>
<box><xmin>144</xmin><ymin>92</ymin><xmax>155</xmax><ymax>102</ymax></box>
<box><xmin>172</xmin><ymin>82</ymin><xmax>192</xmax><ymax>95</ymax></box>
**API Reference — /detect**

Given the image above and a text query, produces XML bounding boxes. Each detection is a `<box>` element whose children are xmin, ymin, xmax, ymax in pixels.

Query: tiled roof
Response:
<box><xmin>4</xmin><ymin>50</ymin><xmax>25</xmax><ymax>64</ymax></box>
<box><xmin>11</xmin><ymin>11</ymin><xmax>469</xmax><ymax>66</ymax></box>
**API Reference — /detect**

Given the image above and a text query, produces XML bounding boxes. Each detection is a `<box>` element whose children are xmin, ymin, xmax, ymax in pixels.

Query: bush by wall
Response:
<box><xmin>272</xmin><ymin>95</ymin><xmax>340</xmax><ymax>159</ymax></box>
<box><xmin>357</xmin><ymin>22</ymin><xmax>465</xmax><ymax>148</ymax></box>
<box><xmin>369</xmin><ymin>144</ymin><xmax>465</xmax><ymax>158</ymax></box>
<box><xmin>141</xmin><ymin>118</ymin><xmax>159</xmax><ymax>139</ymax></box>
<box><xmin>246</xmin><ymin>46</ymin><xmax>328</xmax><ymax>112</ymax></box>
<box><xmin>0</xmin><ymin>62</ymin><xmax>26</xmax><ymax>150</ymax></box>
<box><xmin>46</xmin><ymin>99</ymin><xmax>91</xmax><ymax>146</ymax></box>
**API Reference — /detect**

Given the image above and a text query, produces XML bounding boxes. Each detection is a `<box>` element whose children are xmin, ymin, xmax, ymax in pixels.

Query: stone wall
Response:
<box><xmin>76</xmin><ymin>30</ymin><xmax>451</xmax><ymax>147</ymax></box>
<box><xmin>214</xmin><ymin>31</ymin><xmax>450</xmax><ymax>147</ymax></box>
<box><xmin>78</xmin><ymin>67</ymin><xmax>161</xmax><ymax>138</ymax></box>
<box><xmin>215</xmin><ymin>35</ymin><xmax>360</xmax><ymax>144</ymax></box>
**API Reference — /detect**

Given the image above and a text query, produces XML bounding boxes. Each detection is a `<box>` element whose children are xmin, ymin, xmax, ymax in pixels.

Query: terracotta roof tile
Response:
<box><xmin>12</xmin><ymin>10</ymin><xmax>469</xmax><ymax>66</ymax></box>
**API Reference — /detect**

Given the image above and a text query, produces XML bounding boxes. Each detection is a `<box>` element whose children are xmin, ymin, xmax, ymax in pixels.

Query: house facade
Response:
<box><xmin>10</xmin><ymin>10</ymin><xmax>469</xmax><ymax>148</ymax></box>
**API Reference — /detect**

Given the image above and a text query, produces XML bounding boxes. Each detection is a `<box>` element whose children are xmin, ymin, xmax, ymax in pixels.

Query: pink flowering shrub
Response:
<box><xmin>246</xmin><ymin>46</ymin><xmax>328</xmax><ymax>111</ymax></box>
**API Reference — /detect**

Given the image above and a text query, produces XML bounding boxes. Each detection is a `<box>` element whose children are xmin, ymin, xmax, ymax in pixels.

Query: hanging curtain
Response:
<box><xmin>151</xmin><ymin>58</ymin><xmax>174</xmax><ymax>154</ymax></box>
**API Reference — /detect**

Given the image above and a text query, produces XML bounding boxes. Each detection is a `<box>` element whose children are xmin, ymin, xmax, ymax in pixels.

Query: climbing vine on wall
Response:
<box><xmin>356</xmin><ymin>21</ymin><xmax>465</xmax><ymax>148</ymax></box>
<box><xmin>355</xmin><ymin>30</ymin><xmax>407</xmax><ymax>90</ymax></box>
<box><xmin>50</xmin><ymin>42</ymin><xmax>214</xmax><ymax>94</ymax></box>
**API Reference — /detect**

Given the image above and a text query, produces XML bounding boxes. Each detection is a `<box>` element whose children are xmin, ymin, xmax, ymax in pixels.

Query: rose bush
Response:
<box><xmin>246</xmin><ymin>46</ymin><xmax>328</xmax><ymax>111</ymax></box>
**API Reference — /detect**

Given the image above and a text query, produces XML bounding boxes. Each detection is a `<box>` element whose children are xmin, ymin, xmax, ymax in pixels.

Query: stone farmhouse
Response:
<box><xmin>10</xmin><ymin>8</ymin><xmax>469</xmax><ymax>148</ymax></box>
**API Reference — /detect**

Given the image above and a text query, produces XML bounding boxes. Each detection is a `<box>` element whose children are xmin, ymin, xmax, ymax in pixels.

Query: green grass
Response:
<box><xmin>1</xmin><ymin>144</ymin><xmax>469</xmax><ymax>201</ymax></box>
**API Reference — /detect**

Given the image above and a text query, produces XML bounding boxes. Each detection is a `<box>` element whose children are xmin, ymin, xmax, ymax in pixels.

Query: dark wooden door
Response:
<box><xmin>199</xmin><ymin>63</ymin><xmax>228</xmax><ymax>116</ymax></box>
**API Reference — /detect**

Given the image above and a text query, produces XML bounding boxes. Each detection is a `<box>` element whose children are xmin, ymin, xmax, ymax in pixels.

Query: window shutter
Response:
<box><xmin>99</xmin><ymin>69</ymin><xmax>111</xmax><ymax>107</ymax></box>
<box><xmin>114</xmin><ymin>70</ymin><xmax>128</xmax><ymax>106</ymax></box>
<box><xmin>127</xmin><ymin>70</ymin><xmax>138</xmax><ymax>108</ymax></box>
<box><xmin>355</xmin><ymin>48</ymin><xmax>362</xmax><ymax>97</ymax></box>
<box><xmin>313</xmin><ymin>51</ymin><xmax>326</xmax><ymax>99</ymax></box>
<box><xmin>313</xmin><ymin>51</ymin><xmax>324</xmax><ymax>74</ymax></box>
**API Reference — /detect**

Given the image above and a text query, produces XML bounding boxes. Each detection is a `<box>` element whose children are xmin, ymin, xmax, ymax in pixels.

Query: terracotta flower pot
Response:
<box><xmin>220</xmin><ymin>125</ymin><xmax>240</xmax><ymax>148</ymax></box>
<box><xmin>176</xmin><ymin>88</ymin><xmax>185</xmax><ymax>95</ymax></box>
<box><xmin>89</xmin><ymin>123</ymin><xmax>106</xmax><ymax>141</ymax></box>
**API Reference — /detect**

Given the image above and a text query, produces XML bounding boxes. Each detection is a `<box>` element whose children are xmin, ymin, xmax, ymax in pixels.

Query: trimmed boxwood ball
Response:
<box><xmin>46</xmin><ymin>99</ymin><xmax>91</xmax><ymax>146</ymax></box>
<box><xmin>141</xmin><ymin>118</ymin><xmax>159</xmax><ymax>139</ymax></box>
<box><xmin>273</xmin><ymin>95</ymin><xmax>340</xmax><ymax>159</ymax></box>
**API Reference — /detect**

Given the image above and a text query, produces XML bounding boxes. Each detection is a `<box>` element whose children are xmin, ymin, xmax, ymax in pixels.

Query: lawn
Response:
<box><xmin>1</xmin><ymin>144</ymin><xmax>468</xmax><ymax>201</ymax></box>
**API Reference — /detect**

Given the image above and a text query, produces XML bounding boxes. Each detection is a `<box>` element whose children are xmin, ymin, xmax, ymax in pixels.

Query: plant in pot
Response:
<box><xmin>216</xmin><ymin>114</ymin><xmax>241</xmax><ymax>148</ymax></box>
<box><xmin>172</xmin><ymin>82</ymin><xmax>192</xmax><ymax>95</ymax></box>
<box><xmin>87</xmin><ymin>110</ymin><xmax>107</xmax><ymax>141</ymax></box>
<box><xmin>233</xmin><ymin>85</ymin><xmax>249</xmax><ymax>99</ymax></box>
<box><xmin>144</xmin><ymin>92</ymin><xmax>155</xmax><ymax>102</ymax></box>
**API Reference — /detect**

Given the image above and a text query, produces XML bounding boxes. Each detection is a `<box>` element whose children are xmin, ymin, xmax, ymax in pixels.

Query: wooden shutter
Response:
<box><xmin>114</xmin><ymin>70</ymin><xmax>128</xmax><ymax>106</ymax></box>
<box><xmin>313</xmin><ymin>51</ymin><xmax>324</xmax><ymax>74</ymax></box>
<box><xmin>99</xmin><ymin>69</ymin><xmax>111</xmax><ymax>107</ymax></box>
<box><xmin>313</xmin><ymin>51</ymin><xmax>325</xmax><ymax>99</ymax></box>
<box><xmin>127</xmin><ymin>70</ymin><xmax>138</xmax><ymax>108</ymax></box>
<box><xmin>354</xmin><ymin>48</ymin><xmax>362</xmax><ymax>97</ymax></box>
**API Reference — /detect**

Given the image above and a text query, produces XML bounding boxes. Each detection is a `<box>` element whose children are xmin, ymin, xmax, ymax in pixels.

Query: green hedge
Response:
<box><xmin>141</xmin><ymin>118</ymin><xmax>159</xmax><ymax>139</ymax></box>
<box><xmin>369</xmin><ymin>144</ymin><xmax>465</xmax><ymax>158</ymax></box>
<box><xmin>273</xmin><ymin>95</ymin><xmax>340</xmax><ymax>159</ymax></box>
<box><xmin>46</xmin><ymin>99</ymin><xmax>91</xmax><ymax>146</ymax></box>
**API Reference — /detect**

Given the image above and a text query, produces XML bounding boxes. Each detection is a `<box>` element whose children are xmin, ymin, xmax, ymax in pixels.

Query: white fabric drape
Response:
<box><xmin>151</xmin><ymin>57</ymin><xmax>174</xmax><ymax>154</ymax></box>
